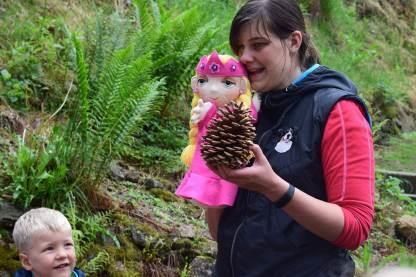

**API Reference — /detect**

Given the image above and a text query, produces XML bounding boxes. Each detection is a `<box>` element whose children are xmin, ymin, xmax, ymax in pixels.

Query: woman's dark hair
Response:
<box><xmin>230</xmin><ymin>0</ymin><xmax>320</xmax><ymax>70</ymax></box>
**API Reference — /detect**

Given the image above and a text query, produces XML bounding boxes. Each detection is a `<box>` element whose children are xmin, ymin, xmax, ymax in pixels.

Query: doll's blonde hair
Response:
<box><xmin>181</xmin><ymin>54</ymin><xmax>252</xmax><ymax>166</ymax></box>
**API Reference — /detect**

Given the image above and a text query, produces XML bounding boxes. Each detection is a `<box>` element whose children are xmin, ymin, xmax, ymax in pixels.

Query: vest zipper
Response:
<box><xmin>230</xmin><ymin>191</ymin><xmax>251</xmax><ymax>277</ymax></box>
<box><xmin>230</xmin><ymin>220</ymin><xmax>243</xmax><ymax>277</ymax></box>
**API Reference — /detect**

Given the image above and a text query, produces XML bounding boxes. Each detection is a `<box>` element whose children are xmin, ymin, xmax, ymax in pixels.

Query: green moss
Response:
<box><xmin>149</xmin><ymin>188</ymin><xmax>177</xmax><ymax>202</ymax></box>
<box><xmin>77</xmin><ymin>238</ymin><xmax>144</xmax><ymax>276</ymax></box>
<box><xmin>0</xmin><ymin>245</ymin><xmax>20</xmax><ymax>272</ymax></box>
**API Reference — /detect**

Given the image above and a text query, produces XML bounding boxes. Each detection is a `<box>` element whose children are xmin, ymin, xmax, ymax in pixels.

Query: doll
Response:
<box><xmin>175</xmin><ymin>51</ymin><xmax>258</xmax><ymax>208</ymax></box>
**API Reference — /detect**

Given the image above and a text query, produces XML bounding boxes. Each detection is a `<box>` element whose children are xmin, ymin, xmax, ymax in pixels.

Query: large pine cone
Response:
<box><xmin>201</xmin><ymin>101</ymin><xmax>256</xmax><ymax>169</ymax></box>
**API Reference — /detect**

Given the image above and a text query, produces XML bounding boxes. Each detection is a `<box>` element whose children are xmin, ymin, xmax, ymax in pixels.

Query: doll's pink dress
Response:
<box><xmin>175</xmin><ymin>103</ymin><xmax>257</xmax><ymax>207</ymax></box>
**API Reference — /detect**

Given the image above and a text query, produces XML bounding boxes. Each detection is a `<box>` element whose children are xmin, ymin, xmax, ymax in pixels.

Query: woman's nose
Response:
<box><xmin>239</xmin><ymin>48</ymin><xmax>253</xmax><ymax>64</ymax></box>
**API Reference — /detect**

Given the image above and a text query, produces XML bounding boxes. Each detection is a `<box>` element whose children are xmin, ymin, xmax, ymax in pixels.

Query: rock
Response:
<box><xmin>109</xmin><ymin>161</ymin><xmax>141</xmax><ymax>183</ymax></box>
<box><xmin>374</xmin><ymin>266</ymin><xmax>416</xmax><ymax>277</ymax></box>
<box><xmin>115</xmin><ymin>261</ymin><xmax>126</xmax><ymax>272</ymax></box>
<box><xmin>130</xmin><ymin>226</ymin><xmax>147</xmax><ymax>249</ymax></box>
<box><xmin>125</xmin><ymin>170</ymin><xmax>140</xmax><ymax>183</ymax></box>
<box><xmin>199</xmin><ymin>239</ymin><xmax>217</xmax><ymax>258</ymax></box>
<box><xmin>110</xmin><ymin>161</ymin><xmax>127</xmax><ymax>181</ymax></box>
<box><xmin>0</xmin><ymin>200</ymin><xmax>24</xmax><ymax>230</ymax></box>
<box><xmin>144</xmin><ymin>178</ymin><xmax>163</xmax><ymax>190</ymax></box>
<box><xmin>0</xmin><ymin>107</ymin><xmax>26</xmax><ymax>135</ymax></box>
<box><xmin>189</xmin><ymin>256</ymin><xmax>215</xmax><ymax>277</ymax></box>
<box><xmin>395</xmin><ymin>215</ymin><xmax>416</xmax><ymax>245</ymax></box>
<box><xmin>178</xmin><ymin>224</ymin><xmax>195</xmax><ymax>238</ymax></box>
<box><xmin>0</xmin><ymin>271</ymin><xmax>11</xmax><ymax>277</ymax></box>
<box><xmin>377</xmin><ymin>169</ymin><xmax>416</xmax><ymax>194</ymax></box>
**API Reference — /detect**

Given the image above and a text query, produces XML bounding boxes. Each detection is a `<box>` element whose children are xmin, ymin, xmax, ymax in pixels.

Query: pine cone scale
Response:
<box><xmin>201</xmin><ymin>101</ymin><xmax>256</xmax><ymax>169</ymax></box>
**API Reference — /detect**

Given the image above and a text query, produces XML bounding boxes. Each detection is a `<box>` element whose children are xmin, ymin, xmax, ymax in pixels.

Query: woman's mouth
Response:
<box><xmin>248</xmin><ymin>68</ymin><xmax>264</xmax><ymax>81</ymax></box>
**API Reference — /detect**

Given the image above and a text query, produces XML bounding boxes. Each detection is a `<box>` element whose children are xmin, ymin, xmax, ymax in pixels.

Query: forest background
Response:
<box><xmin>0</xmin><ymin>0</ymin><xmax>416</xmax><ymax>276</ymax></box>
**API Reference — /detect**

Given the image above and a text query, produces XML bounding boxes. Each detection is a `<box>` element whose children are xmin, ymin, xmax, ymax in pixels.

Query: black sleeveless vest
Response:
<box><xmin>215</xmin><ymin>66</ymin><xmax>371</xmax><ymax>277</ymax></box>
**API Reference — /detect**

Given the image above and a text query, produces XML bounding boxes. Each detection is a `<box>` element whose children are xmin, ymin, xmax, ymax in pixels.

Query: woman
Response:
<box><xmin>207</xmin><ymin>0</ymin><xmax>375</xmax><ymax>276</ymax></box>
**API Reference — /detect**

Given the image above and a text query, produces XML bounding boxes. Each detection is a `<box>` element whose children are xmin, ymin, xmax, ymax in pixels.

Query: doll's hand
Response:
<box><xmin>191</xmin><ymin>99</ymin><xmax>213</xmax><ymax>124</ymax></box>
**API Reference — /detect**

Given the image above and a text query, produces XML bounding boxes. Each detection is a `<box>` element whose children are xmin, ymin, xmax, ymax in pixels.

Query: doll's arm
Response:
<box><xmin>252</xmin><ymin>92</ymin><xmax>261</xmax><ymax>112</ymax></box>
<box><xmin>191</xmin><ymin>99</ymin><xmax>213</xmax><ymax>124</ymax></box>
<box><xmin>249</xmin><ymin>92</ymin><xmax>260</xmax><ymax>122</ymax></box>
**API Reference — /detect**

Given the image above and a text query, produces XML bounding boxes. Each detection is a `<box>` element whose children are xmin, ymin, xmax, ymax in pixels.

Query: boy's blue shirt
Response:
<box><xmin>14</xmin><ymin>268</ymin><xmax>85</xmax><ymax>277</ymax></box>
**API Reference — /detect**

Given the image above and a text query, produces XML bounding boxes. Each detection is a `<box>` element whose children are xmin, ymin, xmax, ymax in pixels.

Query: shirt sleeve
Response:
<box><xmin>321</xmin><ymin>99</ymin><xmax>375</xmax><ymax>250</ymax></box>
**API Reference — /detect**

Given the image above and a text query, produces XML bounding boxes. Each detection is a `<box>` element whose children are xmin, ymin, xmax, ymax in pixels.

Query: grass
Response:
<box><xmin>376</xmin><ymin>132</ymin><xmax>416</xmax><ymax>172</ymax></box>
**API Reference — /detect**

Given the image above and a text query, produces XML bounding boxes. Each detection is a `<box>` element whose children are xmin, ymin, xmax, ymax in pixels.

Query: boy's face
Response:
<box><xmin>20</xmin><ymin>229</ymin><xmax>76</xmax><ymax>277</ymax></box>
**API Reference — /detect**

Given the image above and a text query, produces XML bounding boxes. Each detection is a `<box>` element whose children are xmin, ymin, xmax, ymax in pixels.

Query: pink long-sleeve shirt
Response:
<box><xmin>322</xmin><ymin>100</ymin><xmax>375</xmax><ymax>250</ymax></box>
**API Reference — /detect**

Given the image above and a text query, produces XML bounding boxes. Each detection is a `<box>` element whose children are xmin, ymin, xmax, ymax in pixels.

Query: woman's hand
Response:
<box><xmin>214</xmin><ymin>144</ymin><xmax>289</xmax><ymax>201</ymax></box>
<box><xmin>214</xmin><ymin>144</ymin><xmax>345</xmax><ymax>242</ymax></box>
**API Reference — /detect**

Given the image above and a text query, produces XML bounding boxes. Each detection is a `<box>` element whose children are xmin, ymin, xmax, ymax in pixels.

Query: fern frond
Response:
<box><xmin>71</xmin><ymin>34</ymin><xmax>90</xmax><ymax>142</ymax></box>
<box><xmin>80</xmin><ymin>251</ymin><xmax>110</xmax><ymax>275</ymax></box>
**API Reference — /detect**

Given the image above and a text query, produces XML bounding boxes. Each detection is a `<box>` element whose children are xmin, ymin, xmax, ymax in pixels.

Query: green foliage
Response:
<box><xmin>79</xmin><ymin>250</ymin><xmax>111</xmax><ymax>275</ymax></box>
<box><xmin>1</xmin><ymin>129</ymin><xmax>82</xmax><ymax>209</ymax></box>
<box><xmin>311</xmin><ymin>0</ymin><xmax>412</xmax><ymax>139</ymax></box>
<box><xmin>120</xmin><ymin>181</ymin><xmax>205</xmax><ymax>229</ymax></box>
<box><xmin>127</xmin><ymin>118</ymin><xmax>187</xmax><ymax>176</ymax></box>
<box><xmin>377</xmin><ymin>175</ymin><xmax>416</xmax><ymax>215</ymax></box>
<box><xmin>78</xmin><ymin>0</ymin><xmax>234</xmax><ymax>177</ymax></box>
<box><xmin>0</xmin><ymin>244</ymin><xmax>20</xmax><ymax>273</ymax></box>
<box><xmin>0</xmin><ymin>2</ymin><xmax>71</xmax><ymax>111</ymax></box>
<box><xmin>67</xmin><ymin>33</ymin><xmax>166</xmax><ymax>189</ymax></box>
<box><xmin>376</xmin><ymin>132</ymin><xmax>416</xmax><ymax>171</ymax></box>
<box><xmin>64</xmin><ymin>198</ymin><xmax>120</xmax><ymax>257</ymax></box>
<box><xmin>150</xmin><ymin>6</ymin><xmax>230</xmax><ymax>116</ymax></box>
<box><xmin>355</xmin><ymin>241</ymin><xmax>373</xmax><ymax>274</ymax></box>
<box><xmin>180</xmin><ymin>263</ymin><xmax>190</xmax><ymax>277</ymax></box>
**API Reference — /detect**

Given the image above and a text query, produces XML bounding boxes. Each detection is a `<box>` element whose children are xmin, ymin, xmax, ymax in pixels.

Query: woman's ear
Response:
<box><xmin>20</xmin><ymin>253</ymin><xmax>33</xmax><ymax>271</ymax></box>
<box><xmin>288</xmin><ymin>30</ymin><xmax>302</xmax><ymax>53</ymax></box>
<box><xmin>239</xmin><ymin>78</ymin><xmax>247</xmax><ymax>94</ymax></box>
<box><xmin>191</xmin><ymin>76</ymin><xmax>198</xmax><ymax>93</ymax></box>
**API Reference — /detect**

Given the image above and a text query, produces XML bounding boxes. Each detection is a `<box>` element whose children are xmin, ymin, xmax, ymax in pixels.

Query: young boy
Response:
<box><xmin>12</xmin><ymin>207</ymin><xmax>85</xmax><ymax>277</ymax></box>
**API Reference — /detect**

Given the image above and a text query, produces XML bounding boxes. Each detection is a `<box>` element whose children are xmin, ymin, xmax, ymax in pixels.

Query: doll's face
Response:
<box><xmin>193</xmin><ymin>74</ymin><xmax>245</xmax><ymax>107</ymax></box>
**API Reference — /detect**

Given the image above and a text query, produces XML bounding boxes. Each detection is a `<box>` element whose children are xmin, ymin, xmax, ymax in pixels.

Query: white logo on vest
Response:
<box><xmin>274</xmin><ymin>128</ymin><xmax>294</xmax><ymax>153</ymax></box>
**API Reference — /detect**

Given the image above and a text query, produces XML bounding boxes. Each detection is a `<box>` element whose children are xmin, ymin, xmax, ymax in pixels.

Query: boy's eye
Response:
<box><xmin>43</xmin><ymin>246</ymin><xmax>54</xmax><ymax>252</ymax></box>
<box><xmin>65</xmin><ymin>242</ymin><xmax>74</xmax><ymax>248</ymax></box>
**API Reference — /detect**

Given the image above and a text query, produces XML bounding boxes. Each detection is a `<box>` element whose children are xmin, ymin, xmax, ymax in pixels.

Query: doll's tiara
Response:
<box><xmin>196</xmin><ymin>51</ymin><xmax>247</xmax><ymax>77</ymax></box>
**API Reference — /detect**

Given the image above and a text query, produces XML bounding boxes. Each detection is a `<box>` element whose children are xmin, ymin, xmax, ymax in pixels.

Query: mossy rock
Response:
<box><xmin>0</xmin><ymin>244</ymin><xmax>20</xmax><ymax>273</ymax></box>
<box><xmin>149</xmin><ymin>188</ymin><xmax>177</xmax><ymax>202</ymax></box>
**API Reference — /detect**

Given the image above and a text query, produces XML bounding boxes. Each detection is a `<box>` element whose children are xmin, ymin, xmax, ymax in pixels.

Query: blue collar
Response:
<box><xmin>31</xmin><ymin>270</ymin><xmax>78</xmax><ymax>277</ymax></box>
<box><xmin>292</xmin><ymin>64</ymin><xmax>320</xmax><ymax>85</ymax></box>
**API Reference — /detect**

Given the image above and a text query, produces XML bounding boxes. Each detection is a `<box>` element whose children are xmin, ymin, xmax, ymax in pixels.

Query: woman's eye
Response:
<box><xmin>252</xmin><ymin>42</ymin><xmax>266</xmax><ymax>50</ymax></box>
<box><xmin>236</xmin><ymin>46</ymin><xmax>244</xmax><ymax>57</ymax></box>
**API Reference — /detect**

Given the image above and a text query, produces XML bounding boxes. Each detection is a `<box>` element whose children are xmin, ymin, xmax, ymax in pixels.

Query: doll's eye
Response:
<box><xmin>223</xmin><ymin>80</ymin><xmax>236</xmax><ymax>87</ymax></box>
<box><xmin>197</xmin><ymin>78</ymin><xmax>207</xmax><ymax>85</ymax></box>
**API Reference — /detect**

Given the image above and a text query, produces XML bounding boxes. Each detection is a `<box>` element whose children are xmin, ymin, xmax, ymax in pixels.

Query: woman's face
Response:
<box><xmin>236</xmin><ymin>23</ymin><xmax>301</xmax><ymax>92</ymax></box>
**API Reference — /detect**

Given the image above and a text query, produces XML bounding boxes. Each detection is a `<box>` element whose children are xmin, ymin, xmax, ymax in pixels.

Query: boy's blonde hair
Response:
<box><xmin>13</xmin><ymin>207</ymin><xmax>72</xmax><ymax>252</ymax></box>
